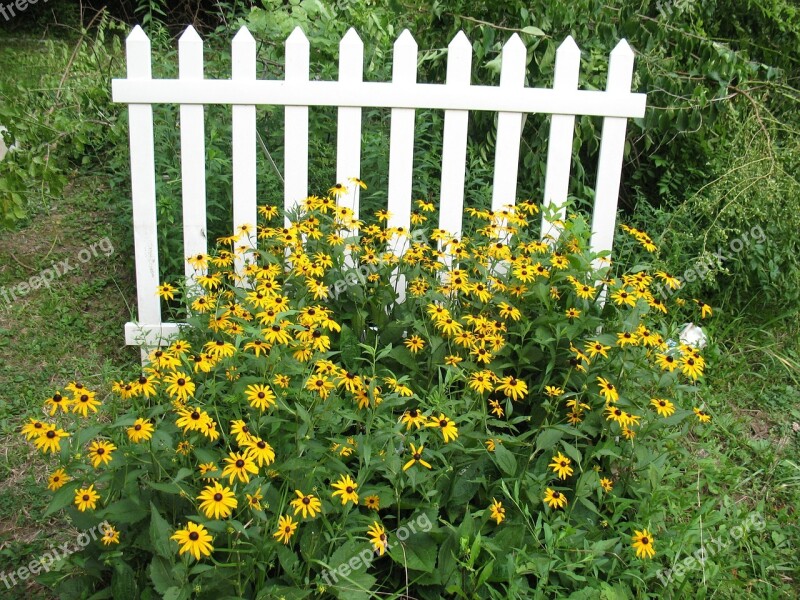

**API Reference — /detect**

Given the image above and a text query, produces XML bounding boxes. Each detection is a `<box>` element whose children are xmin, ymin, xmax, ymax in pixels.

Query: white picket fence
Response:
<box><xmin>112</xmin><ymin>25</ymin><xmax>647</xmax><ymax>349</ymax></box>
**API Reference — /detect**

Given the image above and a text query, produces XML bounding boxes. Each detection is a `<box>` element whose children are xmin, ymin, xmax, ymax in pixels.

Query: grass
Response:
<box><xmin>0</xmin><ymin>25</ymin><xmax>798</xmax><ymax>600</ymax></box>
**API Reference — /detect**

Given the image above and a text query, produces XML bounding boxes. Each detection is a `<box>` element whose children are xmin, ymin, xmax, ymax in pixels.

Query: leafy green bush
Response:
<box><xmin>21</xmin><ymin>185</ymin><xmax>720</xmax><ymax>598</ymax></box>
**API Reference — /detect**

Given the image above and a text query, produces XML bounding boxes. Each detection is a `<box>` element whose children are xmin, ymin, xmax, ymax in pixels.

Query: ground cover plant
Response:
<box><xmin>18</xmin><ymin>183</ymin><xmax>726</xmax><ymax>598</ymax></box>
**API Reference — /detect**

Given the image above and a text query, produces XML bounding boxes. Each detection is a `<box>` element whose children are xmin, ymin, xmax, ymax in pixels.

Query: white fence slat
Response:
<box><xmin>590</xmin><ymin>40</ymin><xmax>635</xmax><ymax>262</ymax></box>
<box><xmin>232</xmin><ymin>26</ymin><xmax>258</xmax><ymax>257</ymax></box>
<box><xmin>387</xmin><ymin>29</ymin><xmax>417</xmax><ymax>252</ymax></box>
<box><xmin>126</xmin><ymin>26</ymin><xmax>162</xmax><ymax>338</ymax></box>
<box><xmin>541</xmin><ymin>36</ymin><xmax>581</xmax><ymax>241</ymax></box>
<box><xmin>179</xmin><ymin>26</ymin><xmax>207</xmax><ymax>282</ymax></box>
<box><xmin>491</xmin><ymin>34</ymin><xmax>526</xmax><ymax>218</ymax></box>
<box><xmin>112</xmin><ymin>79</ymin><xmax>646</xmax><ymax>119</ymax></box>
<box><xmin>285</xmin><ymin>27</ymin><xmax>309</xmax><ymax>223</ymax></box>
<box><xmin>438</xmin><ymin>31</ymin><xmax>472</xmax><ymax>241</ymax></box>
<box><xmin>387</xmin><ymin>30</ymin><xmax>418</xmax><ymax>302</ymax></box>
<box><xmin>336</xmin><ymin>28</ymin><xmax>364</xmax><ymax>225</ymax></box>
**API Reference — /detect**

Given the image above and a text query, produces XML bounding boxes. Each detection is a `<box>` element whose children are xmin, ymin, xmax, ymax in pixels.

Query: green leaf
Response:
<box><xmin>492</xmin><ymin>444</ymin><xmax>517</xmax><ymax>475</ymax></box>
<box><xmin>389</xmin><ymin>533</ymin><xmax>436</xmax><ymax>572</ymax></box>
<box><xmin>149</xmin><ymin>556</ymin><xmax>177</xmax><ymax>594</ymax></box>
<box><xmin>536</xmin><ymin>428</ymin><xmax>563</xmax><ymax>452</ymax></box>
<box><xmin>111</xmin><ymin>562</ymin><xmax>138</xmax><ymax>599</ymax></box>
<box><xmin>44</xmin><ymin>481</ymin><xmax>80</xmax><ymax>517</ymax></box>
<box><xmin>149</xmin><ymin>503</ymin><xmax>174</xmax><ymax>558</ymax></box>
<box><xmin>521</xmin><ymin>25</ymin><xmax>545</xmax><ymax>36</ymax></box>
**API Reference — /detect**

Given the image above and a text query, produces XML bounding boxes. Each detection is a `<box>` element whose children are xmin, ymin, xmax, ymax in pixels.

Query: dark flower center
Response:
<box><xmin>641</xmin><ymin>537</ymin><xmax>649</xmax><ymax>544</ymax></box>
<box><xmin>552</xmin><ymin>492</ymin><xmax>560</xmax><ymax>498</ymax></box>
<box><xmin>257</xmin><ymin>441</ymin><xmax>266</xmax><ymax>449</ymax></box>
<box><xmin>139</xmin><ymin>376</ymin><xmax>147</xmax><ymax>384</ymax></box>
<box><xmin>53</xmin><ymin>394</ymin><xmax>62</xmax><ymax>402</ymax></box>
<box><xmin>191</xmin><ymin>412</ymin><xmax>200</xmax><ymax>420</ymax></box>
<box><xmin>213</xmin><ymin>493</ymin><xmax>223</xmax><ymax>502</ymax></box>
<box><xmin>258</xmin><ymin>392</ymin><xmax>265</xmax><ymax>399</ymax></box>
<box><xmin>189</xmin><ymin>532</ymin><xmax>199</xmax><ymax>541</ymax></box>
<box><xmin>413</xmin><ymin>453</ymin><xmax>421</xmax><ymax>460</ymax></box>
<box><xmin>82</xmin><ymin>495</ymin><xmax>89</xmax><ymax>501</ymax></box>
<box><xmin>345</xmin><ymin>486</ymin><xmax>354</xmax><ymax>493</ymax></box>
<box><xmin>302</xmin><ymin>497</ymin><xmax>310</xmax><ymax>505</ymax></box>
<box><xmin>236</xmin><ymin>460</ymin><xmax>245</xmax><ymax>468</ymax></box>
<box><xmin>177</xmin><ymin>378</ymin><xmax>186</xmax><ymax>386</ymax></box>
<box><xmin>81</xmin><ymin>395</ymin><xmax>89</xmax><ymax>402</ymax></box>
<box><xmin>135</xmin><ymin>424</ymin><xmax>142</xmax><ymax>431</ymax></box>
<box><xmin>439</xmin><ymin>419</ymin><xmax>448</xmax><ymax>427</ymax></box>
<box><xmin>97</xmin><ymin>448</ymin><xmax>105</xmax><ymax>454</ymax></box>
<box><xmin>46</xmin><ymin>430</ymin><xmax>56</xmax><ymax>439</ymax></box>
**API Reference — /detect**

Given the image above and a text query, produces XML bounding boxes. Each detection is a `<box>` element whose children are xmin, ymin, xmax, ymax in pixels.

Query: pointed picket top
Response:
<box><xmin>446</xmin><ymin>31</ymin><xmax>472</xmax><ymax>83</ymax></box>
<box><xmin>393</xmin><ymin>29</ymin><xmax>418</xmax><ymax>82</ymax></box>
<box><xmin>286</xmin><ymin>26</ymin><xmax>309</xmax><ymax>52</ymax></box>
<box><xmin>339</xmin><ymin>28</ymin><xmax>364</xmax><ymax>82</ymax></box>
<box><xmin>499</xmin><ymin>33</ymin><xmax>526</xmax><ymax>86</ymax></box>
<box><xmin>179</xmin><ymin>25</ymin><xmax>203</xmax><ymax>77</ymax></box>
<box><xmin>606</xmin><ymin>39</ymin><xmax>635</xmax><ymax>90</ymax></box>
<box><xmin>232</xmin><ymin>26</ymin><xmax>256</xmax><ymax>79</ymax></box>
<box><xmin>553</xmin><ymin>36</ymin><xmax>580</xmax><ymax>88</ymax></box>
<box><xmin>126</xmin><ymin>25</ymin><xmax>151</xmax><ymax>78</ymax></box>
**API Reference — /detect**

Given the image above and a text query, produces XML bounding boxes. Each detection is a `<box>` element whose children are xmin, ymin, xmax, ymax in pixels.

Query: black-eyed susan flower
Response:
<box><xmin>197</xmin><ymin>482</ymin><xmax>238</xmax><ymax>520</ymax></box>
<box><xmin>600</xmin><ymin>477</ymin><xmax>614</xmax><ymax>493</ymax></box>
<box><xmin>242</xmin><ymin>437</ymin><xmax>276</xmax><ymax>467</ymax></box>
<box><xmin>21</xmin><ymin>418</ymin><xmax>46</xmax><ymax>441</ymax></box>
<box><xmin>331</xmin><ymin>474</ymin><xmax>359</xmax><ymax>506</ymax></box>
<box><xmin>34</xmin><ymin>426</ymin><xmax>70</xmax><ymax>454</ymax></box>
<box><xmin>363</xmin><ymin>495</ymin><xmax>380</xmax><ymax>511</ymax></box>
<box><xmin>133</xmin><ymin>374</ymin><xmax>158</xmax><ymax>397</ymax></box>
<box><xmin>273</xmin><ymin>514</ymin><xmax>298</xmax><ymax>545</ymax></box>
<box><xmin>245</xmin><ymin>384</ymin><xmax>276</xmax><ymax>411</ymax></box>
<box><xmin>400</xmin><ymin>408</ymin><xmax>426</xmax><ymax>430</ymax></box>
<box><xmin>127</xmin><ymin>418</ymin><xmax>154</xmax><ymax>443</ymax></box>
<box><xmin>650</xmin><ymin>398</ymin><xmax>675</xmax><ymax>417</ymax></box>
<box><xmin>693</xmin><ymin>407</ymin><xmax>711</xmax><ymax>423</ymax></box>
<box><xmin>694</xmin><ymin>299</ymin><xmax>712</xmax><ymax>318</ymax></box>
<box><xmin>468</xmin><ymin>371</ymin><xmax>495</xmax><ymax>394</ymax></box>
<box><xmin>543</xmin><ymin>488</ymin><xmax>568</xmax><ymax>509</ymax></box>
<box><xmin>585</xmin><ymin>340</ymin><xmax>611</xmax><ymax>360</ymax></box>
<box><xmin>404</xmin><ymin>335</ymin><xmax>425</xmax><ymax>354</ymax></box>
<box><xmin>367</xmin><ymin>521</ymin><xmax>389</xmax><ymax>555</ymax></box>
<box><xmin>171</xmin><ymin>521</ymin><xmax>214</xmax><ymax>560</ymax></box>
<box><xmin>164</xmin><ymin>372</ymin><xmax>195</xmax><ymax>402</ymax></box>
<box><xmin>198</xmin><ymin>462</ymin><xmax>218</xmax><ymax>481</ymax></box>
<box><xmin>221</xmin><ymin>451</ymin><xmax>259</xmax><ymax>484</ymax></box>
<box><xmin>680</xmin><ymin>355</ymin><xmax>704</xmax><ymax>380</ymax></box>
<box><xmin>88</xmin><ymin>440</ymin><xmax>117</xmax><ymax>468</ymax></box>
<box><xmin>305</xmin><ymin>374</ymin><xmax>335</xmax><ymax>399</ymax></box>
<box><xmin>101</xmin><ymin>524</ymin><xmax>120</xmax><ymax>546</ymax></box>
<box><xmin>246</xmin><ymin>489</ymin><xmax>263</xmax><ymax>510</ymax></box>
<box><xmin>489</xmin><ymin>498</ymin><xmax>505</xmax><ymax>524</ymax></box>
<box><xmin>290</xmin><ymin>490</ymin><xmax>322</xmax><ymax>519</ymax></box>
<box><xmin>616</xmin><ymin>331</ymin><xmax>638</xmax><ymax>347</ymax></box>
<box><xmin>74</xmin><ymin>484</ymin><xmax>100</xmax><ymax>512</ymax></box>
<box><xmin>71</xmin><ymin>390</ymin><xmax>100</xmax><ymax>417</ymax></box>
<box><xmin>47</xmin><ymin>468</ymin><xmax>69</xmax><ymax>491</ymax></box>
<box><xmin>548</xmin><ymin>452</ymin><xmax>574</xmax><ymax>480</ymax></box>
<box><xmin>230</xmin><ymin>420</ymin><xmax>254</xmax><ymax>444</ymax></box>
<box><xmin>157</xmin><ymin>283</ymin><xmax>177</xmax><ymax>300</ymax></box>
<box><xmin>596</xmin><ymin>377</ymin><xmax>619</xmax><ymax>403</ymax></box>
<box><xmin>176</xmin><ymin>407</ymin><xmax>209</xmax><ymax>433</ymax></box>
<box><xmin>426</xmin><ymin>413</ymin><xmax>458</xmax><ymax>443</ymax></box>
<box><xmin>403</xmin><ymin>443</ymin><xmax>432</xmax><ymax>471</ymax></box>
<box><xmin>44</xmin><ymin>391</ymin><xmax>70</xmax><ymax>415</ymax></box>
<box><xmin>631</xmin><ymin>529</ymin><xmax>656</xmax><ymax>559</ymax></box>
<box><xmin>495</xmin><ymin>376</ymin><xmax>528</xmax><ymax>401</ymax></box>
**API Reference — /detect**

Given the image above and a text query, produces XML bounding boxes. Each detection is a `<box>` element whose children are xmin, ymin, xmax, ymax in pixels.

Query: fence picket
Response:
<box><xmin>336</xmin><ymin>28</ymin><xmax>364</xmax><ymax>227</ymax></box>
<box><xmin>438</xmin><ymin>31</ymin><xmax>472</xmax><ymax>244</ymax></box>
<box><xmin>590</xmin><ymin>40</ymin><xmax>635</xmax><ymax>263</ymax></box>
<box><xmin>285</xmin><ymin>27</ymin><xmax>309</xmax><ymax>222</ymax></box>
<box><xmin>179</xmin><ymin>26</ymin><xmax>207</xmax><ymax>283</ymax></box>
<box><xmin>125</xmin><ymin>26</ymin><xmax>162</xmax><ymax>349</ymax></box>
<box><xmin>491</xmin><ymin>34</ymin><xmax>526</xmax><ymax>221</ymax></box>
<box><xmin>541</xmin><ymin>36</ymin><xmax>581</xmax><ymax>241</ymax></box>
<box><xmin>232</xmin><ymin>26</ymin><xmax>258</xmax><ymax>260</ymax></box>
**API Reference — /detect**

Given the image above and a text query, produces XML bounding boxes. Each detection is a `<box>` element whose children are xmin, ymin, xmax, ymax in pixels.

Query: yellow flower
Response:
<box><xmin>71</xmin><ymin>390</ymin><xmax>101</xmax><ymax>417</ymax></box>
<box><xmin>400</xmin><ymin>408</ymin><xmax>426</xmax><ymax>430</ymax></box>
<box><xmin>426</xmin><ymin>413</ymin><xmax>458</xmax><ymax>443</ymax></box>
<box><xmin>101</xmin><ymin>524</ymin><xmax>121</xmax><ymax>546</ymax></box>
<box><xmin>127</xmin><ymin>418</ymin><xmax>154</xmax><ymax>443</ymax></box>
<box><xmin>596</xmin><ymin>377</ymin><xmax>619</xmax><ymax>403</ymax></box>
<box><xmin>34</xmin><ymin>426</ymin><xmax>70</xmax><ymax>454</ymax></box>
<box><xmin>221</xmin><ymin>451</ymin><xmax>259</xmax><ymax>484</ymax></box>
<box><xmin>242</xmin><ymin>437</ymin><xmax>276</xmax><ymax>467</ymax></box>
<box><xmin>548</xmin><ymin>452</ymin><xmax>574</xmax><ymax>480</ymax></box>
<box><xmin>197</xmin><ymin>482</ymin><xmax>238</xmax><ymax>520</ymax></box>
<box><xmin>75</xmin><ymin>484</ymin><xmax>100</xmax><ymax>512</ymax></box>
<box><xmin>404</xmin><ymin>335</ymin><xmax>425</xmax><ymax>353</ymax></box>
<box><xmin>44</xmin><ymin>391</ymin><xmax>70</xmax><ymax>415</ymax></box>
<box><xmin>403</xmin><ymin>443</ymin><xmax>432</xmax><ymax>471</ymax></box>
<box><xmin>631</xmin><ymin>529</ymin><xmax>656</xmax><ymax>559</ymax></box>
<box><xmin>363</xmin><ymin>495</ymin><xmax>380</xmax><ymax>511</ymax></box>
<box><xmin>543</xmin><ymin>488</ymin><xmax>568</xmax><ymax>509</ymax></box>
<box><xmin>331</xmin><ymin>474</ymin><xmax>359</xmax><ymax>506</ymax></box>
<box><xmin>273</xmin><ymin>514</ymin><xmax>298</xmax><ymax>544</ymax></box>
<box><xmin>171</xmin><ymin>521</ymin><xmax>214</xmax><ymax>560</ymax></box>
<box><xmin>495</xmin><ymin>376</ymin><xmax>527</xmax><ymax>401</ymax></box>
<box><xmin>245</xmin><ymin>384</ymin><xmax>276</xmax><ymax>411</ymax></box>
<box><xmin>694</xmin><ymin>299</ymin><xmax>712</xmax><ymax>318</ymax></box>
<box><xmin>47</xmin><ymin>468</ymin><xmax>70</xmax><ymax>491</ymax></box>
<box><xmin>544</xmin><ymin>386</ymin><xmax>563</xmax><ymax>398</ymax></box>
<box><xmin>693</xmin><ymin>407</ymin><xmax>711</xmax><ymax>423</ymax></box>
<box><xmin>584</xmin><ymin>340</ymin><xmax>611</xmax><ymax>360</ymax></box>
<box><xmin>156</xmin><ymin>283</ymin><xmax>177</xmax><ymax>300</ymax></box>
<box><xmin>367</xmin><ymin>521</ymin><xmax>389</xmax><ymax>555</ymax></box>
<box><xmin>489</xmin><ymin>498</ymin><xmax>505</xmax><ymax>524</ymax></box>
<box><xmin>164</xmin><ymin>372</ymin><xmax>195</xmax><ymax>402</ymax></box>
<box><xmin>87</xmin><ymin>440</ymin><xmax>117</xmax><ymax>468</ymax></box>
<box><xmin>600</xmin><ymin>477</ymin><xmax>614</xmax><ymax>493</ymax></box>
<box><xmin>650</xmin><ymin>398</ymin><xmax>675</xmax><ymax>417</ymax></box>
<box><xmin>290</xmin><ymin>490</ymin><xmax>322</xmax><ymax>519</ymax></box>
<box><xmin>468</xmin><ymin>371</ymin><xmax>495</xmax><ymax>394</ymax></box>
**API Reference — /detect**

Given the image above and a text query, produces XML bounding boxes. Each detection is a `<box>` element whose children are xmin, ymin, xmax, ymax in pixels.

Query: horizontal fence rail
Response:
<box><xmin>112</xmin><ymin>25</ymin><xmax>646</xmax><ymax>351</ymax></box>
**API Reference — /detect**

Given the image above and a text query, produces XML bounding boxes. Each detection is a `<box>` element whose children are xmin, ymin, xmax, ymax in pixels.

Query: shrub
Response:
<box><xmin>23</xmin><ymin>185</ymin><xmax>712</xmax><ymax>598</ymax></box>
